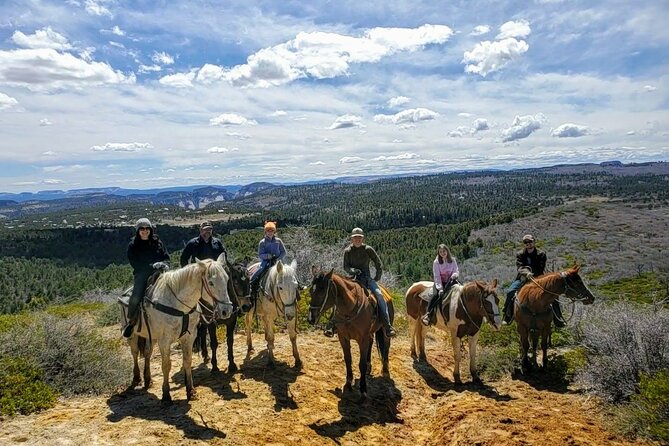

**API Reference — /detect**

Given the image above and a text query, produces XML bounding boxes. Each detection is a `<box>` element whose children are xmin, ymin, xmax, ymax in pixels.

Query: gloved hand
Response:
<box><xmin>438</xmin><ymin>289</ymin><xmax>445</xmax><ymax>299</ymax></box>
<box><xmin>153</xmin><ymin>261</ymin><xmax>169</xmax><ymax>270</ymax></box>
<box><xmin>518</xmin><ymin>266</ymin><xmax>533</xmax><ymax>282</ymax></box>
<box><xmin>351</xmin><ymin>268</ymin><xmax>362</xmax><ymax>276</ymax></box>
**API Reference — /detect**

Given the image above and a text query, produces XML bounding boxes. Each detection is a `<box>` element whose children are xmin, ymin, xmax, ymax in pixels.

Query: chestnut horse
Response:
<box><xmin>307</xmin><ymin>267</ymin><xmax>393</xmax><ymax>401</ymax></box>
<box><xmin>405</xmin><ymin>280</ymin><xmax>501</xmax><ymax>383</ymax></box>
<box><xmin>514</xmin><ymin>265</ymin><xmax>595</xmax><ymax>372</ymax></box>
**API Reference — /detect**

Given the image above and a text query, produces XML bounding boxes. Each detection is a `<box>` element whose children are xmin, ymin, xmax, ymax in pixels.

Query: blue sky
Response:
<box><xmin>0</xmin><ymin>0</ymin><xmax>667</xmax><ymax>193</ymax></box>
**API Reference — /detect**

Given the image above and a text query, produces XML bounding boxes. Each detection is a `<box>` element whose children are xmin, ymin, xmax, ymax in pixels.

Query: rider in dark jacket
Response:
<box><xmin>180</xmin><ymin>221</ymin><xmax>227</xmax><ymax>266</ymax></box>
<box><xmin>123</xmin><ymin>218</ymin><xmax>170</xmax><ymax>337</ymax></box>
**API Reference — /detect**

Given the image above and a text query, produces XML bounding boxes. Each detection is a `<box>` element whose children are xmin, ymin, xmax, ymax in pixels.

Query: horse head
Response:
<box><xmin>308</xmin><ymin>266</ymin><xmax>335</xmax><ymax>325</ymax></box>
<box><xmin>269</xmin><ymin>259</ymin><xmax>299</xmax><ymax>321</ymax></box>
<box><xmin>563</xmin><ymin>265</ymin><xmax>595</xmax><ymax>304</ymax></box>
<box><xmin>474</xmin><ymin>278</ymin><xmax>502</xmax><ymax>330</ymax></box>
<box><xmin>198</xmin><ymin>257</ymin><xmax>233</xmax><ymax>319</ymax></box>
<box><xmin>225</xmin><ymin>259</ymin><xmax>252</xmax><ymax>314</ymax></box>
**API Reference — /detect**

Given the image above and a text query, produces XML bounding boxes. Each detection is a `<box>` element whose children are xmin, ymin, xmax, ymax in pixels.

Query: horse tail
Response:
<box><xmin>138</xmin><ymin>337</ymin><xmax>150</xmax><ymax>358</ymax></box>
<box><xmin>375</xmin><ymin>329</ymin><xmax>390</xmax><ymax>363</ymax></box>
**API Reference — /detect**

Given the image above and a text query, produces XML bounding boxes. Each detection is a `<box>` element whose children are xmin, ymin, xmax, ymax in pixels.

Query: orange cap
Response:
<box><xmin>264</xmin><ymin>221</ymin><xmax>277</xmax><ymax>231</ymax></box>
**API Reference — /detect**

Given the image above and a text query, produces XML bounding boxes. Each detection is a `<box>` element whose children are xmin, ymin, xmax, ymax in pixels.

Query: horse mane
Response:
<box><xmin>160</xmin><ymin>259</ymin><xmax>211</xmax><ymax>290</ymax></box>
<box><xmin>330</xmin><ymin>273</ymin><xmax>366</xmax><ymax>294</ymax></box>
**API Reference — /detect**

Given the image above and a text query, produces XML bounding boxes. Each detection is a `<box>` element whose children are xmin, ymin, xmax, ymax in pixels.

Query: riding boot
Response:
<box><xmin>422</xmin><ymin>290</ymin><xmax>443</xmax><ymax>326</ymax></box>
<box><xmin>323</xmin><ymin>317</ymin><xmax>336</xmax><ymax>338</ymax></box>
<box><xmin>383</xmin><ymin>316</ymin><xmax>397</xmax><ymax>338</ymax></box>
<box><xmin>123</xmin><ymin>307</ymin><xmax>138</xmax><ymax>338</ymax></box>
<box><xmin>503</xmin><ymin>292</ymin><xmax>515</xmax><ymax>325</ymax></box>
<box><xmin>552</xmin><ymin>301</ymin><xmax>566</xmax><ymax>328</ymax></box>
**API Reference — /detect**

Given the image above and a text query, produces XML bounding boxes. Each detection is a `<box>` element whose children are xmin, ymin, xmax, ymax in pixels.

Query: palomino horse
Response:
<box><xmin>120</xmin><ymin>255</ymin><xmax>233</xmax><ymax>404</ymax></box>
<box><xmin>514</xmin><ymin>265</ymin><xmax>595</xmax><ymax>372</ymax></box>
<box><xmin>244</xmin><ymin>259</ymin><xmax>302</xmax><ymax>368</ymax></box>
<box><xmin>194</xmin><ymin>260</ymin><xmax>252</xmax><ymax>373</ymax></box>
<box><xmin>307</xmin><ymin>267</ymin><xmax>393</xmax><ymax>401</ymax></box>
<box><xmin>405</xmin><ymin>280</ymin><xmax>501</xmax><ymax>383</ymax></box>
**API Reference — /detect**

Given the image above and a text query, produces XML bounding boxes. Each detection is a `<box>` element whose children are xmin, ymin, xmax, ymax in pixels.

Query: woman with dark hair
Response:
<box><xmin>123</xmin><ymin>217</ymin><xmax>170</xmax><ymax>338</ymax></box>
<box><xmin>422</xmin><ymin>244</ymin><xmax>459</xmax><ymax>326</ymax></box>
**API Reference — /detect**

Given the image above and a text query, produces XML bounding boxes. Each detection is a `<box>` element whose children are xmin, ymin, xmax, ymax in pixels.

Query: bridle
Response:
<box><xmin>197</xmin><ymin>263</ymin><xmax>233</xmax><ymax>323</ymax></box>
<box><xmin>528</xmin><ymin>272</ymin><xmax>592</xmax><ymax>302</ymax></box>
<box><xmin>309</xmin><ymin>276</ymin><xmax>337</xmax><ymax>322</ymax></box>
<box><xmin>309</xmin><ymin>274</ymin><xmax>366</xmax><ymax>324</ymax></box>
<box><xmin>458</xmin><ymin>285</ymin><xmax>499</xmax><ymax>331</ymax></box>
<box><xmin>266</xmin><ymin>269</ymin><xmax>298</xmax><ymax>317</ymax></box>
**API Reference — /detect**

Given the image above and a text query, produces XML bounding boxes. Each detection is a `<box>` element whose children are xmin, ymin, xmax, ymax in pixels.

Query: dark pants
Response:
<box><xmin>128</xmin><ymin>270</ymin><xmax>152</xmax><ymax>322</ymax></box>
<box><xmin>426</xmin><ymin>280</ymin><xmax>454</xmax><ymax>315</ymax></box>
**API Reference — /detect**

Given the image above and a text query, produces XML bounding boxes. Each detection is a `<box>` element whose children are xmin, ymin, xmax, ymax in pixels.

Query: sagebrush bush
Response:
<box><xmin>477</xmin><ymin>345</ymin><xmax>518</xmax><ymax>380</ymax></box>
<box><xmin>0</xmin><ymin>314</ymin><xmax>131</xmax><ymax>396</ymax></box>
<box><xmin>96</xmin><ymin>302</ymin><xmax>122</xmax><ymax>327</ymax></box>
<box><xmin>576</xmin><ymin>302</ymin><xmax>669</xmax><ymax>403</ymax></box>
<box><xmin>0</xmin><ymin>356</ymin><xmax>58</xmax><ymax>416</ymax></box>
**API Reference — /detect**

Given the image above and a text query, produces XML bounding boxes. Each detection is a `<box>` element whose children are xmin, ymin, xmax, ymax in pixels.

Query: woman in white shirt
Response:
<box><xmin>422</xmin><ymin>244</ymin><xmax>459</xmax><ymax>326</ymax></box>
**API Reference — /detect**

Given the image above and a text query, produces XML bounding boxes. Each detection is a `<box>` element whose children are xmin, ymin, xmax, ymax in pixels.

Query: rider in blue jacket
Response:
<box><xmin>249</xmin><ymin>221</ymin><xmax>286</xmax><ymax>298</ymax></box>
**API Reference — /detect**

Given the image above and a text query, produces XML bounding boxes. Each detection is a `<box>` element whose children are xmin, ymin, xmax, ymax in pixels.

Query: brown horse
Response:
<box><xmin>307</xmin><ymin>267</ymin><xmax>393</xmax><ymax>401</ymax></box>
<box><xmin>405</xmin><ymin>279</ymin><xmax>501</xmax><ymax>383</ymax></box>
<box><xmin>514</xmin><ymin>265</ymin><xmax>595</xmax><ymax>372</ymax></box>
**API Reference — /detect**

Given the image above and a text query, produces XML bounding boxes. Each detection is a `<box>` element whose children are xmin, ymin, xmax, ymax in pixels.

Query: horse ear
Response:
<box><xmin>311</xmin><ymin>265</ymin><xmax>321</xmax><ymax>276</ymax></box>
<box><xmin>216</xmin><ymin>252</ymin><xmax>227</xmax><ymax>264</ymax></box>
<box><xmin>475</xmin><ymin>280</ymin><xmax>486</xmax><ymax>291</ymax></box>
<box><xmin>326</xmin><ymin>268</ymin><xmax>335</xmax><ymax>278</ymax></box>
<box><xmin>490</xmin><ymin>278</ymin><xmax>498</xmax><ymax>289</ymax></box>
<box><xmin>276</xmin><ymin>260</ymin><xmax>284</xmax><ymax>273</ymax></box>
<box><xmin>572</xmin><ymin>264</ymin><xmax>581</xmax><ymax>273</ymax></box>
<box><xmin>195</xmin><ymin>257</ymin><xmax>207</xmax><ymax>270</ymax></box>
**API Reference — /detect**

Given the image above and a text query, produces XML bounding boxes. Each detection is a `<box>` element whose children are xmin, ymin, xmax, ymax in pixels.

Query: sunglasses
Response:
<box><xmin>523</xmin><ymin>240</ymin><xmax>533</xmax><ymax>244</ymax></box>
<box><xmin>138</xmin><ymin>227</ymin><xmax>151</xmax><ymax>231</ymax></box>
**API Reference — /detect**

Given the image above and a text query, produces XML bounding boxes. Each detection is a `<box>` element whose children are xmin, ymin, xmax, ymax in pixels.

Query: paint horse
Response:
<box><xmin>405</xmin><ymin>279</ymin><xmax>501</xmax><ymax>383</ymax></box>
<box><xmin>514</xmin><ymin>265</ymin><xmax>594</xmax><ymax>372</ymax></box>
<box><xmin>194</xmin><ymin>259</ymin><xmax>252</xmax><ymax>373</ymax></box>
<box><xmin>119</xmin><ymin>255</ymin><xmax>233</xmax><ymax>404</ymax></box>
<box><xmin>244</xmin><ymin>259</ymin><xmax>302</xmax><ymax>368</ymax></box>
<box><xmin>308</xmin><ymin>267</ymin><xmax>393</xmax><ymax>401</ymax></box>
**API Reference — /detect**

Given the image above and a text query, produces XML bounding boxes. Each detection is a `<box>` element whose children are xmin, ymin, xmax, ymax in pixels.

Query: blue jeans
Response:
<box><xmin>363</xmin><ymin>277</ymin><xmax>391</xmax><ymax>326</ymax></box>
<box><xmin>506</xmin><ymin>279</ymin><xmax>522</xmax><ymax>301</ymax></box>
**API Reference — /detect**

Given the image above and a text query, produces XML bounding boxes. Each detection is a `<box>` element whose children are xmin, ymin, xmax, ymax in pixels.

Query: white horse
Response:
<box><xmin>120</xmin><ymin>255</ymin><xmax>233</xmax><ymax>404</ymax></box>
<box><xmin>405</xmin><ymin>280</ymin><xmax>501</xmax><ymax>383</ymax></box>
<box><xmin>245</xmin><ymin>259</ymin><xmax>302</xmax><ymax>368</ymax></box>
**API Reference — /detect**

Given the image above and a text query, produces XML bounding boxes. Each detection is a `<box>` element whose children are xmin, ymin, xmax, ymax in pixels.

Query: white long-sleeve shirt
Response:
<box><xmin>432</xmin><ymin>257</ymin><xmax>459</xmax><ymax>291</ymax></box>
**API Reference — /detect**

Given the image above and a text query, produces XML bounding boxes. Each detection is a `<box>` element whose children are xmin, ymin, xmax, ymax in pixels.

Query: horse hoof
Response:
<box><xmin>359</xmin><ymin>393</ymin><xmax>368</xmax><ymax>403</ymax></box>
<box><xmin>203</xmin><ymin>357</ymin><xmax>210</xmax><ymax>364</ymax></box>
<box><xmin>343</xmin><ymin>383</ymin><xmax>353</xmax><ymax>392</ymax></box>
<box><xmin>188</xmin><ymin>391</ymin><xmax>198</xmax><ymax>401</ymax></box>
<box><xmin>410</xmin><ymin>351</ymin><xmax>417</xmax><ymax>360</ymax></box>
<box><xmin>161</xmin><ymin>397</ymin><xmax>173</xmax><ymax>407</ymax></box>
<box><xmin>294</xmin><ymin>360</ymin><xmax>303</xmax><ymax>370</ymax></box>
<box><xmin>453</xmin><ymin>373</ymin><xmax>462</xmax><ymax>385</ymax></box>
<box><xmin>131</xmin><ymin>379</ymin><xmax>140</xmax><ymax>388</ymax></box>
<box><xmin>267</xmin><ymin>361</ymin><xmax>275</xmax><ymax>369</ymax></box>
<box><xmin>382</xmin><ymin>369</ymin><xmax>391</xmax><ymax>379</ymax></box>
<box><xmin>211</xmin><ymin>365</ymin><xmax>220</xmax><ymax>373</ymax></box>
<box><xmin>419</xmin><ymin>353</ymin><xmax>427</xmax><ymax>362</ymax></box>
<box><xmin>228</xmin><ymin>363</ymin><xmax>238</xmax><ymax>374</ymax></box>
<box><xmin>144</xmin><ymin>380</ymin><xmax>152</xmax><ymax>389</ymax></box>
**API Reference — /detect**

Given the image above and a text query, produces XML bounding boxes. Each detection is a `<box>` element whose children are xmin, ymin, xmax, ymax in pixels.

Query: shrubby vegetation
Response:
<box><xmin>0</xmin><ymin>356</ymin><xmax>58</xmax><ymax>416</ymax></box>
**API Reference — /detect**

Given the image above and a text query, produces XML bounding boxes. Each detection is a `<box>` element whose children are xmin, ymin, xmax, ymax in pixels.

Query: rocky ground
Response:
<box><xmin>0</xmin><ymin>328</ymin><xmax>651</xmax><ymax>446</ymax></box>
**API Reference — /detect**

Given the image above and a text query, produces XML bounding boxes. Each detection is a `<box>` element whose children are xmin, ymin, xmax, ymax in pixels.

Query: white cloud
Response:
<box><xmin>551</xmin><ymin>123</ymin><xmax>590</xmax><ymax>137</ymax></box>
<box><xmin>458</xmin><ymin>112</ymin><xmax>473</xmax><ymax>118</ymax></box>
<box><xmin>85</xmin><ymin>0</ymin><xmax>113</xmax><ymax>17</ymax></box>
<box><xmin>643</xmin><ymin>85</ymin><xmax>657</xmax><ymax>92</ymax></box>
<box><xmin>463</xmin><ymin>38</ymin><xmax>529</xmax><ymax>77</ymax></box>
<box><xmin>496</xmin><ymin>20</ymin><xmax>531</xmax><ymax>39</ymax></box>
<box><xmin>374</xmin><ymin>107</ymin><xmax>439</xmax><ymax>125</ymax></box>
<box><xmin>90</xmin><ymin>142</ymin><xmax>153</xmax><ymax>152</ymax></box>
<box><xmin>226</xmin><ymin>131</ymin><xmax>252</xmax><ymax>139</ymax></box>
<box><xmin>309</xmin><ymin>161</ymin><xmax>325</xmax><ymax>165</ymax></box>
<box><xmin>208</xmin><ymin>146</ymin><xmax>239</xmax><ymax>153</ymax></box>
<box><xmin>449</xmin><ymin>126</ymin><xmax>473</xmax><ymax>137</ymax></box>
<box><xmin>501</xmin><ymin>113</ymin><xmax>546</xmax><ymax>142</ymax></box>
<box><xmin>42</xmin><ymin>151</ymin><xmax>57</xmax><ymax>156</ymax></box>
<box><xmin>152</xmin><ymin>51</ymin><xmax>175</xmax><ymax>65</ymax></box>
<box><xmin>372</xmin><ymin>152</ymin><xmax>420</xmax><ymax>161</ymax></box>
<box><xmin>271</xmin><ymin>110</ymin><xmax>287</xmax><ymax>117</ymax></box>
<box><xmin>471</xmin><ymin>25</ymin><xmax>491</xmax><ymax>36</ymax></box>
<box><xmin>209</xmin><ymin>113</ymin><xmax>258</xmax><ymax>126</ymax></box>
<box><xmin>473</xmin><ymin>118</ymin><xmax>489</xmax><ymax>131</ymax></box>
<box><xmin>158</xmin><ymin>72</ymin><xmax>195</xmax><ymax>88</ymax></box>
<box><xmin>39</xmin><ymin>118</ymin><xmax>53</xmax><ymax>126</ymax></box>
<box><xmin>339</xmin><ymin>156</ymin><xmax>365</xmax><ymax>163</ymax></box>
<box><xmin>0</xmin><ymin>48</ymin><xmax>134</xmax><ymax>90</ymax></box>
<box><xmin>11</xmin><ymin>27</ymin><xmax>72</xmax><ymax>51</ymax></box>
<box><xmin>0</xmin><ymin>92</ymin><xmax>18</xmax><ymax>110</ymax></box>
<box><xmin>111</xmin><ymin>26</ymin><xmax>125</xmax><ymax>36</ymax></box>
<box><xmin>329</xmin><ymin>114</ymin><xmax>364</xmax><ymax>130</ymax></box>
<box><xmin>139</xmin><ymin>64</ymin><xmax>161</xmax><ymax>73</ymax></box>
<box><xmin>387</xmin><ymin>95</ymin><xmax>411</xmax><ymax>107</ymax></box>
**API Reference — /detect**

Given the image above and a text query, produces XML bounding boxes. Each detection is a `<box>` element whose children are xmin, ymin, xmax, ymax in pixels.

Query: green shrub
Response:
<box><xmin>0</xmin><ymin>314</ymin><xmax>131</xmax><ymax>396</ymax></box>
<box><xmin>0</xmin><ymin>356</ymin><xmax>58</xmax><ymax>416</ymax></box>
<box><xmin>477</xmin><ymin>345</ymin><xmax>517</xmax><ymax>380</ymax></box>
<box><xmin>96</xmin><ymin>303</ymin><xmax>122</xmax><ymax>327</ymax></box>
<box><xmin>46</xmin><ymin>302</ymin><xmax>105</xmax><ymax>318</ymax></box>
<box><xmin>478</xmin><ymin>323</ymin><xmax>518</xmax><ymax>348</ymax></box>
<box><xmin>562</xmin><ymin>347</ymin><xmax>587</xmax><ymax>379</ymax></box>
<box><xmin>0</xmin><ymin>313</ymin><xmax>33</xmax><ymax>334</ymax></box>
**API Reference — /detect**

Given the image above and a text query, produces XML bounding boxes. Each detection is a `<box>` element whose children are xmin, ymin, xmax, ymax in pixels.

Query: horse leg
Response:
<box><xmin>142</xmin><ymin>337</ymin><xmax>153</xmax><ymax>389</ymax></box>
<box><xmin>530</xmin><ymin>329</ymin><xmax>539</xmax><ymax>370</ymax></box>
<box><xmin>209</xmin><ymin>323</ymin><xmax>219</xmax><ymax>373</ymax></box>
<box><xmin>417</xmin><ymin>317</ymin><xmax>427</xmax><ymax>362</ymax></box>
<box><xmin>263</xmin><ymin>315</ymin><xmax>275</xmax><ymax>368</ymax></box>
<box><xmin>288</xmin><ymin>317</ymin><xmax>301</xmax><ymax>369</ymax></box>
<box><xmin>469</xmin><ymin>332</ymin><xmax>481</xmax><ymax>383</ymax></box>
<box><xmin>518</xmin><ymin>326</ymin><xmax>531</xmax><ymax>373</ymax></box>
<box><xmin>541</xmin><ymin>329</ymin><xmax>550</xmax><ymax>369</ymax></box>
<box><xmin>338</xmin><ymin>336</ymin><xmax>353</xmax><ymax>392</ymax></box>
<box><xmin>159</xmin><ymin>340</ymin><xmax>173</xmax><ymax>405</ymax></box>
<box><xmin>197</xmin><ymin>323</ymin><xmax>209</xmax><ymax>364</ymax></box>
<box><xmin>408</xmin><ymin>317</ymin><xmax>418</xmax><ymax>359</ymax></box>
<box><xmin>450</xmin><ymin>332</ymin><xmax>463</xmax><ymax>383</ymax></box>
<box><xmin>245</xmin><ymin>311</ymin><xmax>254</xmax><ymax>356</ymax></box>
<box><xmin>226</xmin><ymin>319</ymin><xmax>237</xmax><ymax>373</ymax></box>
<box><xmin>358</xmin><ymin>336</ymin><xmax>372</xmax><ymax>401</ymax></box>
<box><xmin>180</xmin><ymin>336</ymin><xmax>197</xmax><ymax>401</ymax></box>
<box><xmin>130</xmin><ymin>335</ymin><xmax>141</xmax><ymax>387</ymax></box>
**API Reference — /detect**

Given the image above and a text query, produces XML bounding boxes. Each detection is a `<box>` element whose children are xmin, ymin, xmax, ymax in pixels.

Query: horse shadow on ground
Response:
<box><xmin>106</xmin><ymin>389</ymin><xmax>226</xmax><ymax>441</ymax></box>
<box><xmin>412</xmin><ymin>359</ymin><xmax>512</xmax><ymax>402</ymax></box>
<box><xmin>309</xmin><ymin>375</ymin><xmax>403</xmax><ymax>441</ymax></box>
<box><xmin>510</xmin><ymin>361</ymin><xmax>573</xmax><ymax>394</ymax></box>
<box><xmin>170</xmin><ymin>360</ymin><xmax>248</xmax><ymax>402</ymax></box>
<box><xmin>240</xmin><ymin>350</ymin><xmax>303</xmax><ymax>411</ymax></box>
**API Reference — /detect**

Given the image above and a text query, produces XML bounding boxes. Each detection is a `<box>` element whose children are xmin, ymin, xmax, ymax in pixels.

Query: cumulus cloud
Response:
<box><xmin>207</xmin><ymin>146</ymin><xmax>239</xmax><ymax>153</ymax></box>
<box><xmin>0</xmin><ymin>48</ymin><xmax>134</xmax><ymax>90</ymax></box>
<box><xmin>167</xmin><ymin>24</ymin><xmax>453</xmax><ymax>88</ymax></box>
<box><xmin>209</xmin><ymin>113</ymin><xmax>258</xmax><ymax>126</ymax></box>
<box><xmin>374</xmin><ymin>107</ymin><xmax>439</xmax><ymax>125</ymax></box>
<box><xmin>309</xmin><ymin>161</ymin><xmax>325</xmax><ymax>165</ymax></box>
<box><xmin>111</xmin><ymin>26</ymin><xmax>125</xmax><ymax>36</ymax></box>
<box><xmin>471</xmin><ymin>25</ymin><xmax>491</xmax><ymax>36</ymax></box>
<box><xmin>372</xmin><ymin>152</ymin><xmax>419</xmax><ymax>161</ymax></box>
<box><xmin>643</xmin><ymin>85</ymin><xmax>657</xmax><ymax>92</ymax></box>
<box><xmin>551</xmin><ymin>123</ymin><xmax>590</xmax><ymax>137</ymax></box>
<box><xmin>85</xmin><ymin>0</ymin><xmax>113</xmax><ymax>17</ymax></box>
<box><xmin>501</xmin><ymin>113</ymin><xmax>546</xmax><ymax>142</ymax></box>
<box><xmin>463</xmin><ymin>38</ymin><xmax>529</xmax><ymax>76</ymax></box>
<box><xmin>158</xmin><ymin>72</ymin><xmax>195</xmax><ymax>88</ymax></box>
<box><xmin>152</xmin><ymin>51</ymin><xmax>174</xmax><ymax>65</ymax></box>
<box><xmin>226</xmin><ymin>131</ymin><xmax>251</xmax><ymax>139</ymax></box>
<box><xmin>271</xmin><ymin>110</ymin><xmax>287</xmax><ymax>117</ymax></box>
<box><xmin>339</xmin><ymin>156</ymin><xmax>365</xmax><ymax>163</ymax></box>
<box><xmin>39</xmin><ymin>118</ymin><xmax>53</xmax><ymax>126</ymax></box>
<box><xmin>387</xmin><ymin>95</ymin><xmax>410</xmax><ymax>107</ymax></box>
<box><xmin>90</xmin><ymin>142</ymin><xmax>153</xmax><ymax>152</ymax></box>
<box><xmin>139</xmin><ymin>64</ymin><xmax>161</xmax><ymax>73</ymax></box>
<box><xmin>12</xmin><ymin>27</ymin><xmax>73</xmax><ymax>51</ymax></box>
<box><xmin>42</xmin><ymin>151</ymin><xmax>57</xmax><ymax>156</ymax></box>
<box><xmin>329</xmin><ymin>114</ymin><xmax>364</xmax><ymax>130</ymax></box>
<box><xmin>474</xmin><ymin>118</ymin><xmax>489</xmax><ymax>131</ymax></box>
<box><xmin>449</xmin><ymin>126</ymin><xmax>473</xmax><ymax>137</ymax></box>
<box><xmin>0</xmin><ymin>92</ymin><xmax>18</xmax><ymax>110</ymax></box>
<box><xmin>496</xmin><ymin>20</ymin><xmax>531</xmax><ymax>39</ymax></box>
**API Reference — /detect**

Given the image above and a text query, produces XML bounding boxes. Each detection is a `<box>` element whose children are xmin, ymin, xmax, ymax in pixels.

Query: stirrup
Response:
<box><xmin>421</xmin><ymin>313</ymin><xmax>431</xmax><ymax>326</ymax></box>
<box><xmin>384</xmin><ymin>325</ymin><xmax>397</xmax><ymax>338</ymax></box>
<box><xmin>122</xmin><ymin>322</ymin><xmax>135</xmax><ymax>338</ymax></box>
<box><xmin>323</xmin><ymin>327</ymin><xmax>335</xmax><ymax>338</ymax></box>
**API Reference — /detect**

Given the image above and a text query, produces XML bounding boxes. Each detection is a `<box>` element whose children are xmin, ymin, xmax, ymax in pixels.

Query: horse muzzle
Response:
<box><xmin>215</xmin><ymin>303</ymin><xmax>234</xmax><ymax>320</ymax></box>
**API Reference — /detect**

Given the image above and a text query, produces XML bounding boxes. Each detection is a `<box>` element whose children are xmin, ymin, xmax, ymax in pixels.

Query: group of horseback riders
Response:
<box><xmin>122</xmin><ymin>217</ymin><xmax>564</xmax><ymax>339</ymax></box>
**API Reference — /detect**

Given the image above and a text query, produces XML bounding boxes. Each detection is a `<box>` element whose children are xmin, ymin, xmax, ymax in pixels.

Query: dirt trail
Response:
<box><xmin>0</xmin><ymin>329</ymin><xmax>648</xmax><ymax>446</ymax></box>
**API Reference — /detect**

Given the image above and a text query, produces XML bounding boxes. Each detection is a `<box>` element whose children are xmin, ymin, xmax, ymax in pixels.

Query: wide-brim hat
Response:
<box><xmin>200</xmin><ymin>221</ymin><xmax>213</xmax><ymax>230</ymax></box>
<box><xmin>351</xmin><ymin>227</ymin><xmax>364</xmax><ymax>238</ymax></box>
<box><xmin>522</xmin><ymin>234</ymin><xmax>535</xmax><ymax>242</ymax></box>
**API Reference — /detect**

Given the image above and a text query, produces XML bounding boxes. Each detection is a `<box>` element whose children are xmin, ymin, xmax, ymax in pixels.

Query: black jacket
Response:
<box><xmin>127</xmin><ymin>237</ymin><xmax>170</xmax><ymax>276</ymax></box>
<box><xmin>515</xmin><ymin>248</ymin><xmax>547</xmax><ymax>279</ymax></box>
<box><xmin>180</xmin><ymin>236</ymin><xmax>227</xmax><ymax>266</ymax></box>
